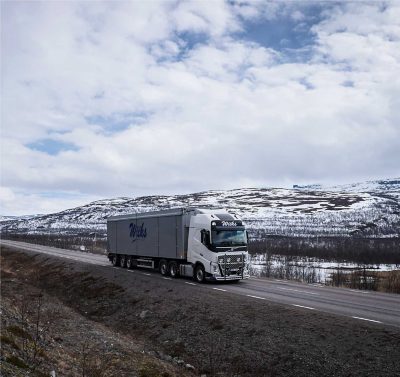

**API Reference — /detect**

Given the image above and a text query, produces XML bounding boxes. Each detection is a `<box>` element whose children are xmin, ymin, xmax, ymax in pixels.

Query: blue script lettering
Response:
<box><xmin>129</xmin><ymin>222</ymin><xmax>147</xmax><ymax>242</ymax></box>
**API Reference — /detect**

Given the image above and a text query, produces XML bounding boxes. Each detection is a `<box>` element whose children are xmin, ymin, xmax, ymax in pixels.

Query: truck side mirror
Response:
<box><xmin>201</xmin><ymin>229</ymin><xmax>211</xmax><ymax>247</ymax></box>
<box><xmin>205</xmin><ymin>230</ymin><xmax>210</xmax><ymax>247</ymax></box>
<box><xmin>246</xmin><ymin>231</ymin><xmax>249</xmax><ymax>243</ymax></box>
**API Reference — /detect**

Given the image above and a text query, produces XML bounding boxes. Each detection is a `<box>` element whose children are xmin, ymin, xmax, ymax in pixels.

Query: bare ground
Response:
<box><xmin>1</xmin><ymin>247</ymin><xmax>400</xmax><ymax>377</ymax></box>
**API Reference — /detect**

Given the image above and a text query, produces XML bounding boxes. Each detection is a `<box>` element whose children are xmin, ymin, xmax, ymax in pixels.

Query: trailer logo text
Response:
<box><xmin>129</xmin><ymin>222</ymin><xmax>147</xmax><ymax>242</ymax></box>
<box><xmin>221</xmin><ymin>221</ymin><xmax>238</xmax><ymax>227</ymax></box>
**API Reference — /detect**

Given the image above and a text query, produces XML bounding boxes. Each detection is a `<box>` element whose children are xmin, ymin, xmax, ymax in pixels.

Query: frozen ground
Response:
<box><xmin>250</xmin><ymin>254</ymin><xmax>400</xmax><ymax>283</ymax></box>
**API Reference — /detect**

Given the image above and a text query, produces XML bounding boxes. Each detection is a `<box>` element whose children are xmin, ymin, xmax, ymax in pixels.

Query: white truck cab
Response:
<box><xmin>187</xmin><ymin>209</ymin><xmax>250</xmax><ymax>282</ymax></box>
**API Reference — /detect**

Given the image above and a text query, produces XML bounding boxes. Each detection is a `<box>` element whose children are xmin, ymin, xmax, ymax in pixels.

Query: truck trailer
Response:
<box><xmin>107</xmin><ymin>208</ymin><xmax>250</xmax><ymax>282</ymax></box>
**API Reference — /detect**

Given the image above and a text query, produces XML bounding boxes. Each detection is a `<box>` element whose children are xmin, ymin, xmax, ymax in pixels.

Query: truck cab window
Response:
<box><xmin>211</xmin><ymin>229</ymin><xmax>247</xmax><ymax>247</ymax></box>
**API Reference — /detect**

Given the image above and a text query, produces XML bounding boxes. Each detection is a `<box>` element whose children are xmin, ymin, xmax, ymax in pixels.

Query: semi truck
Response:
<box><xmin>107</xmin><ymin>208</ymin><xmax>250</xmax><ymax>282</ymax></box>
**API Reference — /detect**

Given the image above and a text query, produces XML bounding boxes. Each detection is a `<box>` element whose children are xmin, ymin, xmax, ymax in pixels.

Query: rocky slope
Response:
<box><xmin>2</xmin><ymin>248</ymin><xmax>400</xmax><ymax>377</ymax></box>
<box><xmin>1</xmin><ymin>178</ymin><xmax>399</xmax><ymax>238</ymax></box>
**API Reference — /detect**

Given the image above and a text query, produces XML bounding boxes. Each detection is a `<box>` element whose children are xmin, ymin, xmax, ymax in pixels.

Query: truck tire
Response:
<box><xmin>194</xmin><ymin>264</ymin><xmax>205</xmax><ymax>283</ymax></box>
<box><xmin>126</xmin><ymin>257</ymin><xmax>133</xmax><ymax>269</ymax></box>
<box><xmin>112</xmin><ymin>254</ymin><xmax>120</xmax><ymax>267</ymax></box>
<box><xmin>120</xmin><ymin>255</ymin><xmax>127</xmax><ymax>268</ymax></box>
<box><xmin>159</xmin><ymin>259</ymin><xmax>168</xmax><ymax>276</ymax></box>
<box><xmin>169</xmin><ymin>262</ymin><xmax>179</xmax><ymax>278</ymax></box>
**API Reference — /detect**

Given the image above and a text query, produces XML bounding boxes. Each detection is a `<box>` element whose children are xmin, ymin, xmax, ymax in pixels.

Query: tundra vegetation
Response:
<box><xmin>249</xmin><ymin>237</ymin><xmax>400</xmax><ymax>293</ymax></box>
<box><xmin>0</xmin><ymin>248</ymin><xmax>185</xmax><ymax>376</ymax></box>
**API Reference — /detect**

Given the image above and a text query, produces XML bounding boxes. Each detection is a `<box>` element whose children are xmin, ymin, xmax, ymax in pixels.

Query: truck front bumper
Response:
<box><xmin>206</xmin><ymin>273</ymin><xmax>250</xmax><ymax>281</ymax></box>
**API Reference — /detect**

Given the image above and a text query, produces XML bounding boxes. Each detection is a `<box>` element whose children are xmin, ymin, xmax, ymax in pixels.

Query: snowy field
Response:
<box><xmin>250</xmin><ymin>253</ymin><xmax>400</xmax><ymax>284</ymax></box>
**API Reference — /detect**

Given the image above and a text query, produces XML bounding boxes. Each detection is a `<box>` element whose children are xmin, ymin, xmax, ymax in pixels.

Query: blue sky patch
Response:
<box><xmin>151</xmin><ymin>30</ymin><xmax>210</xmax><ymax>64</ymax></box>
<box><xmin>85</xmin><ymin>112</ymin><xmax>151</xmax><ymax>134</ymax></box>
<box><xmin>342</xmin><ymin>80</ymin><xmax>354</xmax><ymax>88</ymax></box>
<box><xmin>26</xmin><ymin>139</ymin><xmax>80</xmax><ymax>156</ymax></box>
<box><xmin>299</xmin><ymin>77</ymin><xmax>314</xmax><ymax>90</ymax></box>
<box><xmin>241</xmin><ymin>18</ymin><xmax>313</xmax><ymax>51</ymax></box>
<box><xmin>176</xmin><ymin>30</ymin><xmax>209</xmax><ymax>50</ymax></box>
<box><xmin>237</xmin><ymin>4</ymin><xmax>328</xmax><ymax>62</ymax></box>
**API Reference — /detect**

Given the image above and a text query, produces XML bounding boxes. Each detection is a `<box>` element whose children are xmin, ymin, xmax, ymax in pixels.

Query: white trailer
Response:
<box><xmin>107</xmin><ymin>208</ymin><xmax>250</xmax><ymax>282</ymax></box>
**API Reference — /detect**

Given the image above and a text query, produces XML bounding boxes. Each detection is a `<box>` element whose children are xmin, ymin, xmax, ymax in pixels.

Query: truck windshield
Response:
<box><xmin>211</xmin><ymin>230</ymin><xmax>247</xmax><ymax>247</ymax></box>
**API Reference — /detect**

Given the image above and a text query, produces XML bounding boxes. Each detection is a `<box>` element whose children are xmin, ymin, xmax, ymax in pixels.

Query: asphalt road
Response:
<box><xmin>2</xmin><ymin>239</ymin><xmax>400</xmax><ymax>329</ymax></box>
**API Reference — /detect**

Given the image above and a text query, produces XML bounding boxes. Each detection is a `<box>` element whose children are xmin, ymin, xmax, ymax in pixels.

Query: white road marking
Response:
<box><xmin>352</xmin><ymin>316</ymin><xmax>382</xmax><ymax>324</ymax></box>
<box><xmin>292</xmin><ymin>304</ymin><xmax>315</xmax><ymax>310</ymax></box>
<box><xmin>142</xmin><ymin>273</ymin><xmax>151</xmax><ymax>276</ymax></box>
<box><xmin>185</xmin><ymin>282</ymin><xmax>197</xmax><ymax>286</ymax></box>
<box><xmin>213</xmin><ymin>288</ymin><xmax>227</xmax><ymax>292</ymax></box>
<box><xmin>349</xmin><ymin>290</ymin><xmax>370</xmax><ymax>294</ymax></box>
<box><xmin>246</xmin><ymin>295</ymin><xmax>266</xmax><ymax>300</ymax></box>
<box><xmin>162</xmin><ymin>277</ymin><xmax>172</xmax><ymax>280</ymax></box>
<box><xmin>277</xmin><ymin>287</ymin><xmax>320</xmax><ymax>296</ymax></box>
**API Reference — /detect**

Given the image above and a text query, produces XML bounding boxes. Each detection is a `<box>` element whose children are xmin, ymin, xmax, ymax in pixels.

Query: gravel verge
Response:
<box><xmin>1</xmin><ymin>247</ymin><xmax>400</xmax><ymax>377</ymax></box>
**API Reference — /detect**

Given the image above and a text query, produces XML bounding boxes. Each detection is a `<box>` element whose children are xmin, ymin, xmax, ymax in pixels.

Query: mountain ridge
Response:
<box><xmin>1</xmin><ymin>178</ymin><xmax>399</xmax><ymax>238</ymax></box>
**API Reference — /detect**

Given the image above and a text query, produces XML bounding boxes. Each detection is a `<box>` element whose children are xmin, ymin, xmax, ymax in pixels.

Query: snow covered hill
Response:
<box><xmin>1</xmin><ymin>178</ymin><xmax>399</xmax><ymax>238</ymax></box>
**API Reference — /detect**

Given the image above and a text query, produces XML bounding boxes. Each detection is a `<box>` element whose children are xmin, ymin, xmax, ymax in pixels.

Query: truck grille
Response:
<box><xmin>218</xmin><ymin>254</ymin><xmax>244</xmax><ymax>276</ymax></box>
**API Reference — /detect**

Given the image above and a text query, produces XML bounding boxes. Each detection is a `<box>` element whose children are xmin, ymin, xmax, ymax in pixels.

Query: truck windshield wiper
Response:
<box><xmin>217</xmin><ymin>241</ymin><xmax>232</xmax><ymax>246</ymax></box>
<box><xmin>215</xmin><ymin>245</ymin><xmax>245</xmax><ymax>251</ymax></box>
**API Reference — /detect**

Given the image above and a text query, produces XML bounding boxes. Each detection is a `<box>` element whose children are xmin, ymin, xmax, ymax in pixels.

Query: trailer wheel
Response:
<box><xmin>126</xmin><ymin>257</ymin><xmax>133</xmax><ymax>269</ymax></box>
<box><xmin>120</xmin><ymin>255</ymin><xmax>127</xmax><ymax>268</ymax></box>
<box><xmin>194</xmin><ymin>264</ymin><xmax>205</xmax><ymax>283</ymax></box>
<box><xmin>159</xmin><ymin>260</ymin><xmax>168</xmax><ymax>276</ymax></box>
<box><xmin>112</xmin><ymin>254</ymin><xmax>120</xmax><ymax>267</ymax></box>
<box><xmin>169</xmin><ymin>262</ymin><xmax>179</xmax><ymax>278</ymax></box>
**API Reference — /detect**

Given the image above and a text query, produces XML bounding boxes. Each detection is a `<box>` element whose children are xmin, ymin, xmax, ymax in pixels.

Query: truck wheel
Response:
<box><xmin>159</xmin><ymin>260</ymin><xmax>168</xmax><ymax>276</ymax></box>
<box><xmin>126</xmin><ymin>257</ymin><xmax>133</xmax><ymax>269</ymax></box>
<box><xmin>169</xmin><ymin>262</ymin><xmax>179</xmax><ymax>278</ymax></box>
<box><xmin>120</xmin><ymin>255</ymin><xmax>127</xmax><ymax>268</ymax></box>
<box><xmin>112</xmin><ymin>254</ymin><xmax>120</xmax><ymax>267</ymax></box>
<box><xmin>194</xmin><ymin>264</ymin><xmax>205</xmax><ymax>283</ymax></box>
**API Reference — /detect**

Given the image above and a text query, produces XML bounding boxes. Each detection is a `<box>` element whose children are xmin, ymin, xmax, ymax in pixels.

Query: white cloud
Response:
<box><xmin>291</xmin><ymin>10</ymin><xmax>305</xmax><ymax>22</ymax></box>
<box><xmin>0</xmin><ymin>186</ymin><xmax>100</xmax><ymax>216</ymax></box>
<box><xmin>172</xmin><ymin>1</ymin><xmax>241</xmax><ymax>36</ymax></box>
<box><xmin>1</xmin><ymin>1</ymin><xmax>400</xmax><ymax>215</ymax></box>
<box><xmin>0</xmin><ymin>187</ymin><xmax>15</xmax><ymax>203</ymax></box>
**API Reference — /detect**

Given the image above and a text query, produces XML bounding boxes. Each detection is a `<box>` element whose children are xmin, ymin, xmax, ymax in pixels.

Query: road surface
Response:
<box><xmin>2</xmin><ymin>239</ymin><xmax>400</xmax><ymax>328</ymax></box>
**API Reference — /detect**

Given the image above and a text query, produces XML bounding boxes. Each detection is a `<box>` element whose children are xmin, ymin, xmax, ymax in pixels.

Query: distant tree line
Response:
<box><xmin>329</xmin><ymin>269</ymin><xmax>400</xmax><ymax>293</ymax></box>
<box><xmin>2</xmin><ymin>231</ymin><xmax>399</xmax><ymax>265</ymax></box>
<box><xmin>250</xmin><ymin>256</ymin><xmax>323</xmax><ymax>284</ymax></box>
<box><xmin>248</xmin><ymin>236</ymin><xmax>400</xmax><ymax>265</ymax></box>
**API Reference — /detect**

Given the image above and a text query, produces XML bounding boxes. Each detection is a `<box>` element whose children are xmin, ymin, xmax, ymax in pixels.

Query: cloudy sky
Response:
<box><xmin>1</xmin><ymin>1</ymin><xmax>400</xmax><ymax>215</ymax></box>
